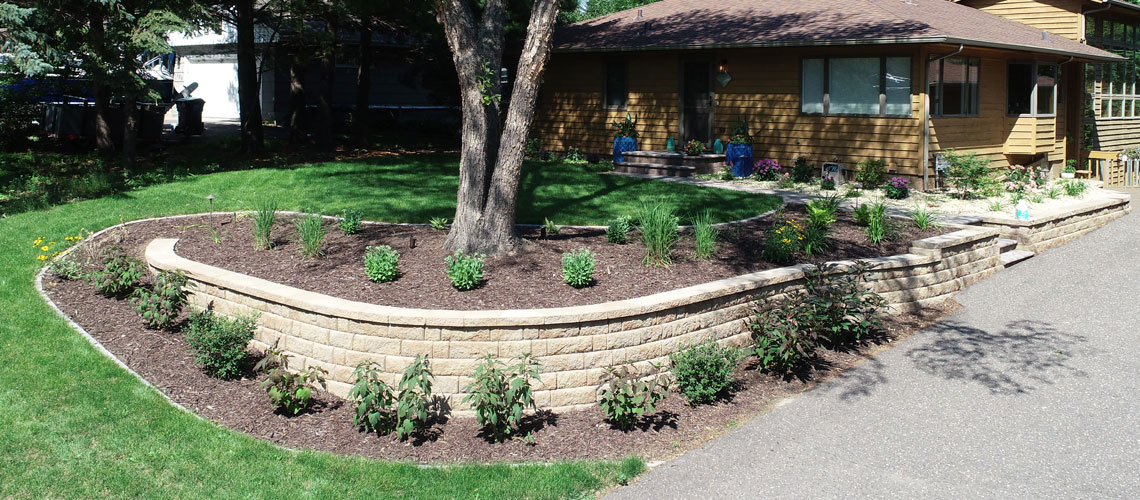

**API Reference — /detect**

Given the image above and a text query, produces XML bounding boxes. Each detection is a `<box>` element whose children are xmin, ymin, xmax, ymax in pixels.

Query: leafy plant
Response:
<box><xmin>776</xmin><ymin>172</ymin><xmax>796</xmax><ymax>189</ymax></box>
<box><xmin>669</xmin><ymin>340</ymin><xmax>743</xmax><ymax>406</ymax></box>
<box><xmin>862</xmin><ymin>203</ymin><xmax>893</xmax><ymax>245</ymax></box>
<box><xmin>791</xmin><ymin>157</ymin><xmax>814</xmax><ymax>183</ymax></box>
<box><xmin>843</xmin><ymin>187</ymin><xmax>863</xmax><ymax>199</ymax></box>
<box><xmin>429</xmin><ymin>217</ymin><xmax>449</xmax><ymax>230</ymax></box>
<box><xmin>749</xmin><ymin>297</ymin><xmax>815</xmax><ymax>373</ymax></box>
<box><xmin>638</xmin><ymin>202</ymin><xmax>679</xmax><ymax>267</ymax></box>
<box><xmin>49</xmin><ymin>254</ymin><xmax>84</xmax><ymax>280</ymax></box>
<box><xmin>855</xmin><ymin>159</ymin><xmax>887</xmax><ymax>189</ymax></box>
<box><xmin>803</xmin><ymin>199</ymin><xmax>836</xmax><ymax>256</ymax></box>
<box><xmin>606</xmin><ymin>216</ymin><xmax>632</xmax><ymax>244</ymax></box>
<box><xmin>801</xmin><ymin>262</ymin><xmax>888</xmax><ymax>345</ymax></box>
<box><xmin>852</xmin><ymin>204</ymin><xmax>873</xmax><ymax>226</ymax></box>
<box><xmin>349</xmin><ymin>361</ymin><xmax>396</xmax><ymax>433</ymax></box>
<box><xmin>943</xmin><ymin>150</ymin><xmax>995</xmax><ymax>199</ymax></box>
<box><xmin>185</xmin><ymin>308</ymin><xmax>257</xmax><ymax>379</ymax></box>
<box><xmin>612</xmin><ymin>112</ymin><xmax>638</xmax><ymax>138</ymax></box>
<box><xmin>339</xmin><ymin>209</ymin><xmax>363</xmax><ymax>235</ymax></box>
<box><xmin>543</xmin><ymin>217</ymin><xmax>561</xmax><ymax>235</ymax></box>
<box><xmin>681</xmin><ymin>139</ymin><xmax>706</xmax><ymax>156</ymax></box>
<box><xmin>445</xmin><ymin>251</ymin><xmax>485</xmax><ymax>291</ymax></box>
<box><xmin>729</xmin><ymin>119</ymin><xmax>752</xmax><ymax>145</ymax></box>
<box><xmin>294</xmin><ymin>214</ymin><xmax>327</xmax><ymax>259</ymax></box>
<box><xmin>1063</xmin><ymin>160</ymin><xmax>1077</xmax><ymax>174</ymax></box>
<box><xmin>691</xmin><ymin>210</ymin><xmax>719</xmax><ymax>260</ymax></box>
<box><xmin>131</xmin><ymin>270</ymin><xmax>192</xmax><ymax>329</ymax></box>
<box><xmin>363</xmin><ymin>245</ymin><xmax>400</xmax><ymax>283</ymax></box>
<box><xmin>884</xmin><ymin>176</ymin><xmax>910</xmax><ymax>200</ymax></box>
<box><xmin>87</xmin><ymin>246</ymin><xmax>144</xmax><ymax>297</ymax></box>
<box><xmin>564</xmin><ymin>145</ymin><xmax>586</xmax><ymax>163</ymax></box>
<box><xmin>561</xmin><ymin>248</ymin><xmax>596</xmax><ymax>288</ymax></box>
<box><xmin>718</xmin><ymin>165</ymin><xmax>735</xmax><ymax>181</ymax></box>
<box><xmin>753</xmin><ymin>158</ymin><xmax>781</xmax><ymax>181</ymax></box>
<box><xmin>907</xmin><ymin>205</ymin><xmax>940</xmax><ymax>231</ymax></box>
<box><xmin>256</xmin><ymin>348</ymin><xmax>327</xmax><ymax>415</ymax></box>
<box><xmin>393</xmin><ymin>355</ymin><xmax>435</xmax><ymax>439</ymax></box>
<box><xmin>1029</xmin><ymin>192</ymin><xmax>1045</xmax><ymax>204</ymax></box>
<box><xmin>820</xmin><ymin>177</ymin><xmax>836</xmax><ymax>190</ymax></box>
<box><xmin>1047</xmin><ymin>186</ymin><xmax>1063</xmax><ymax>199</ymax></box>
<box><xmin>1062</xmin><ymin>179</ymin><xmax>1087</xmax><ymax>197</ymax></box>
<box><xmin>252</xmin><ymin>200</ymin><xmax>277</xmax><ymax>250</ymax></box>
<box><xmin>598</xmin><ymin>364</ymin><xmax>670</xmax><ymax>431</ymax></box>
<box><xmin>462</xmin><ymin>354</ymin><xmax>541</xmax><ymax>442</ymax></box>
<box><xmin>1003</xmin><ymin>164</ymin><xmax>1047</xmax><ymax>194</ymax></box>
<box><xmin>989</xmin><ymin>199</ymin><xmax>1004</xmax><ymax>212</ymax></box>
<box><xmin>763</xmin><ymin>214</ymin><xmax>804</xmax><ymax>264</ymax></box>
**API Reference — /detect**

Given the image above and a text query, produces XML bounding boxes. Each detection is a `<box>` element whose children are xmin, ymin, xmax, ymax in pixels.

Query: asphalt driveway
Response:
<box><xmin>608</xmin><ymin>200</ymin><xmax>1139</xmax><ymax>499</ymax></box>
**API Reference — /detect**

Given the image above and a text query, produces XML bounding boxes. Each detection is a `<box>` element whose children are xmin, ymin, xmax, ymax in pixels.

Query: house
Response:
<box><xmin>533</xmin><ymin>0</ymin><xmax>1122</xmax><ymax>188</ymax></box>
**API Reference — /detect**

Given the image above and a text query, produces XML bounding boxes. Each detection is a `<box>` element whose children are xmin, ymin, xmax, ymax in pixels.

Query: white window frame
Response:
<box><xmin>800</xmin><ymin>56</ymin><xmax>913</xmax><ymax>117</ymax></box>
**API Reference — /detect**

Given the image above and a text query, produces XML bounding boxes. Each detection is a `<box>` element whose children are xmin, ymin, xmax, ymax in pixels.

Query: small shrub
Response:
<box><xmin>185</xmin><ymin>308</ymin><xmax>257</xmax><ymax>379</ymax></box>
<box><xmin>87</xmin><ymin>246</ymin><xmax>144</xmax><ymax>297</ymax></box>
<box><xmin>638</xmin><ymin>202</ymin><xmax>679</xmax><ymax>267</ymax></box>
<box><xmin>256</xmin><ymin>348</ymin><xmax>327</xmax><ymax>415</ymax></box>
<box><xmin>691</xmin><ymin>210</ymin><xmax>719</xmax><ymax>260</ymax></box>
<box><xmin>820</xmin><ymin>177</ymin><xmax>836</xmax><ymax>190</ymax></box>
<box><xmin>856</xmin><ymin>159</ymin><xmax>887</xmax><ymax>189</ymax></box>
<box><xmin>843</xmin><ymin>187</ymin><xmax>863</xmax><ymax>199</ymax></box>
<box><xmin>907</xmin><ymin>205</ymin><xmax>940</xmax><ymax>231</ymax></box>
<box><xmin>294</xmin><ymin>214</ymin><xmax>327</xmax><ymax>259</ymax></box>
<box><xmin>884</xmin><ymin>176</ymin><xmax>910</xmax><ymax>200</ymax></box>
<box><xmin>339</xmin><ymin>209</ymin><xmax>363</xmax><ymax>235</ymax></box>
<box><xmin>562</xmin><ymin>248</ymin><xmax>596</xmax><ymax>288</ymax></box>
<box><xmin>462</xmin><ymin>354</ymin><xmax>541</xmax><ymax>442</ymax></box>
<box><xmin>802</xmin><ymin>262</ymin><xmax>888</xmax><ymax>344</ymax></box>
<box><xmin>718</xmin><ymin>165</ymin><xmax>735</xmax><ymax>181</ymax></box>
<box><xmin>606</xmin><ymin>216</ymin><xmax>632</xmax><ymax>244</ymax></box>
<box><xmin>445</xmin><ymin>251</ymin><xmax>485</xmax><ymax>291</ymax></box>
<box><xmin>364</xmin><ymin>245</ymin><xmax>400</xmax><ymax>283</ymax></box>
<box><xmin>543</xmin><ymin>217</ymin><xmax>561</xmax><ymax>235</ymax></box>
<box><xmin>943</xmin><ymin>150</ymin><xmax>995</xmax><ymax>199</ymax></box>
<box><xmin>429</xmin><ymin>217</ymin><xmax>449</xmax><ymax>230</ymax></box>
<box><xmin>753</xmin><ymin>158</ymin><xmax>781</xmax><ymax>181</ymax></box>
<box><xmin>763</xmin><ymin>215</ymin><xmax>804</xmax><ymax>265</ymax></box>
<box><xmin>349</xmin><ymin>361</ymin><xmax>396</xmax><ymax>433</ymax></box>
<box><xmin>776</xmin><ymin>172</ymin><xmax>796</xmax><ymax>189</ymax></box>
<box><xmin>49</xmin><ymin>255</ymin><xmax>84</xmax><ymax>280</ymax></box>
<box><xmin>524</xmin><ymin>137</ymin><xmax>544</xmax><ymax>159</ymax></box>
<box><xmin>253</xmin><ymin>200</ymin><xmax>277</xmax><ymax>250</ymax></box>
<box><xmin>749</xmin><ymin>297</ymin><xmax>816</xmax><ymax>373</ymax></box>
<box><xmin>791</xmin><ymin>157</ymin><xmax>814</xmax><ymax>183</ymax></box>
<box><xmin>598</xmin><ymin>364</ymin><xmax>670</xmax><ymax>431</ymax></box>
<box><xmin>564</xmin><ymin>144</ymin><xmax>586</xmax><ymax>163</ymax></box>
<box><xmin>852</xmin><ymin>204</ymin><xmax>873</xmax><ymax>226</ymax></box>
<box><xmin>131</xmin><ymin>270</ymin><xmax>192</xmax><ymax>329</ymax></box>
<box><xmin>669</xmin><ymin>340</ymin><xmax>744</xmax><ymax>406</ymax></box>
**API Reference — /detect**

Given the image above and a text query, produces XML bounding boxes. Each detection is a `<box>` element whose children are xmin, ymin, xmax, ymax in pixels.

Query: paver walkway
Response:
<box><xmin>608</xmin><ymin>197</ymin><xmax>1139</xmax><ymax>499</ymax></box>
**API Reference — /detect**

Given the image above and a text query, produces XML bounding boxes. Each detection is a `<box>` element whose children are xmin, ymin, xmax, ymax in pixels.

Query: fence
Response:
<box><xmin>1086</xmin><ymin>151</ymin><xmax>1140</xmax><ymax>188</ymax></box>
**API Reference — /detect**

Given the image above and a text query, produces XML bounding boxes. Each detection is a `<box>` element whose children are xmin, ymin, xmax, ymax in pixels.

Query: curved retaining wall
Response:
<box><xmin>973</xmin><ymin>195</ymin><xmax>1131</xmax><ymax>253</ymax></box>
<box><xmin>145</xmin><ymin>224</ymin><xmax>1002</xmax><ymax>414</ymax></box>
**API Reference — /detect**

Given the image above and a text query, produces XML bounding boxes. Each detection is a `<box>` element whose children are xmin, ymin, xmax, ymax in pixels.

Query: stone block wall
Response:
<box><xmin>975</xmin><ymin>195</ymin><xmax>1131</xmax><ymax>253</ymax></box>
<box><xmin>145</xmin><ymin>224</ymin><xmax>1002</xmax><ymax>414</ymax></box>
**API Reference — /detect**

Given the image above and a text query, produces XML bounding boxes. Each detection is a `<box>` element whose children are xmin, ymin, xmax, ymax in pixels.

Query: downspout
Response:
<box><xmin>923</xmin><ymin>44</ymin><xmax>963</xmax><ymax>191</ymax></box>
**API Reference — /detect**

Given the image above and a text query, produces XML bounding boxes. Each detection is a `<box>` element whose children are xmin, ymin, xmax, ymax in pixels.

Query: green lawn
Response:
<box><xmin>0</xmin><ymin>154</ymin><xmax>780</xmax><ymax>499</ymax></box>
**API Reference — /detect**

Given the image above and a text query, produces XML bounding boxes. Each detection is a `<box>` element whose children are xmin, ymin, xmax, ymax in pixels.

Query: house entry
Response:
<box><xmin>681</xmin><ymin>61</ymin><xmax>713</xmax><ymax>145</ymax></box>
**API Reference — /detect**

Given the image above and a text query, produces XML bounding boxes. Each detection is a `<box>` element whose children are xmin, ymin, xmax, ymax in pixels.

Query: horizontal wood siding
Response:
<box><xmin>1091</xmin><ymin>117</ymin><xmax>1140</xmax><ymax>151</ymax></box>
<box><xmin>961</xmin><ymin>0</ymin><xmax>1084</xmax><ymax>41</ymax></box>
<box><xmin>930</xmin><ymin>55</ymin><xmax>1010</xmax><ymax>168</ymax></box>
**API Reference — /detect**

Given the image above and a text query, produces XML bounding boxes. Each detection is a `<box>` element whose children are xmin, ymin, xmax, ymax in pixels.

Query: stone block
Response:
<box><xmin>352</xmin><ymin>334</ymin><xmax>401</xmax><ymax>356</ymax></box>
<box><xmin>547</xmin><ymin>336</ymin><xmax>594</xmax><ymax>355</ymax></box>
<box><xmin>449</xmin><ymin>341</ymin><xmax>497</xmax><ymax>359</ymax></box>
<box><xmin>401</xmin><ymin>339</ymin><xmax>434</xmax><ymax>357</ymax></box>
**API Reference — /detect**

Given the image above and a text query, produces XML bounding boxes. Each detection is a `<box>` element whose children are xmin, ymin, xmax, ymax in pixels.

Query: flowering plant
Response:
<box><xmin>776</xmin><ymin>172</ymin><xmax>796</xmax><ymax>189</ymax></box>
<box><xmin>820</xmin><ymin>175</ymin><xmax>836</xmax><ymax>190</ymax></box>
<box><xmin>1004</xmin><ymin>164</ymin><xmax>1047</xmax><ymax>194</ymax></box>
<box><xmin>753</xmin><ymin>158</ymin><xmax>781</xmax><ymax>181</ymax></box>
<box><xmin>612</xmin><ymin>113</ymin><xmax>639</xmax><ymax>138</ymax></box>
<box><xmin>884</xmin><ymin>177</ymin><xmax>909</xmax><ymax>200</ymax></box>
<box><xmin>729</xmin><ymin>119</ymin><xmax>752</xmax><ymax>145</ymax></box>
<box><xmin>763</xmin><ymin>214</ymin><xmax>805</xmax><ymax>264</ymax></box>
<box><xmin>33</xmin><ymin>233</ymin><xmax>84</xmax><ymax>263</ymax></box>
<box><xmin>681</xmin><ymin>139</ymin><xmax>706</xmax><ymax>156</ymax></box>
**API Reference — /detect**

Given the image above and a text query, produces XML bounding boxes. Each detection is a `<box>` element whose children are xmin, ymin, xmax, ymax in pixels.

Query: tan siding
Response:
<box><xmin>960</xmin><ymin>0</ymin><xmax>1085</xmax><ymax>41</ymax></box>
<box><xmin>1092</xmin><ymin>118</ymin><xmax>1140</xmax><ymax>151</ymax></box>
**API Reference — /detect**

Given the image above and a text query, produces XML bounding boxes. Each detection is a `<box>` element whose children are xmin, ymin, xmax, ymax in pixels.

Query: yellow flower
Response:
<box><xmin>782</xmin><ymin>238</ymin><xmax>790</xmax><ymax>243</ymax></box>
<box><xmin>49</xmin><ymin>241</ymin><xmax>55</xmax><ymax>245</ymax></box>
<box><xmin>41</xmin><ymin>246</ymin><xmax>49</xmax><ymax>251</ymax></box>
<box><xmin>37</xmin><ymin>255</ymin><xmax>47</xmax><ymax>261</ymax></box>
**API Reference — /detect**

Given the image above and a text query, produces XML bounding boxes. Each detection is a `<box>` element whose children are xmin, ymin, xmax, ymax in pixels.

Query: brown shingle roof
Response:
<box><xmin>554</xmin><ymin>0</ymin><xmax>1122</xmax><ymax>61</ymax></box>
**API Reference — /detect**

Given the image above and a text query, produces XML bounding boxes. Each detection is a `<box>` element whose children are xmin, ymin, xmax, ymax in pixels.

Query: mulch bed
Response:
<box><xmin>40</xmin><ymin>209</ymin><xmax>958</xmax><ymax>463</ymax></box>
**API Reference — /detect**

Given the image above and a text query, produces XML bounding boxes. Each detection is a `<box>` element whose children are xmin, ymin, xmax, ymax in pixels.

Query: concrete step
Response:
<box><xmin>622</xmin><ymin>150</ymin><xmax>725</xmax><ymax>174</ymax></box>
<box><xmin>1000</xmin><ymin>249</ymin><xmax>1036</xmax><ymax>268</ymax></box>
<box><xmin>614</xmin><ymin>161</ymin><xmax>697</xmax><ymax>177</ymax></box>
<box><xmin>997</xmin><ymin>238</ymin><xmax>1019</xmax><ymax>254</ymax></box>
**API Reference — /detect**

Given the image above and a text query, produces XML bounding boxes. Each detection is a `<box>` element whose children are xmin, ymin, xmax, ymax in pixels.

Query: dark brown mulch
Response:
<box><xmin>109</xmin><ymin>207</ymin><xmax>943</xmax><ymax>310</ymax></box>
<box><xmin>43</xmin><ymin>272</ymin><xmax>959</xmax><ymax>464</ymax></box>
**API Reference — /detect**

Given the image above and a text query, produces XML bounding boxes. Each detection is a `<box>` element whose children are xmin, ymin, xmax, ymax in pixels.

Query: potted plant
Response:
<box><xmin>1061</xmin><ymin>159</ymin><xmax>1077</xmax><ymax>179</ymax></box>
<box><xmin>725</xmin><ymin>119</ymin><xmax>754</xmax><ymax>177</ymax></box>
<box><xmin>681</xmin><ymin>139</ymin><xmax>706</xmax><ymax>156</ymax></box>
<box><xmin>612</xmin><ymin>113</ymin><xmax>638</xmax><ymax>163</ymax></box>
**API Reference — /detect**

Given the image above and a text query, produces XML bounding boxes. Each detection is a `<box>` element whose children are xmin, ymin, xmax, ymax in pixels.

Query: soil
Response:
<box><xmin>41</xmin><ymin>209</ymin><xmax>959</xmax><ymax>463</ymax></box>
<box><xmin>106</xmin><ymin>207</ymin><xmax>944</xmax><ymax>310</ymax></box>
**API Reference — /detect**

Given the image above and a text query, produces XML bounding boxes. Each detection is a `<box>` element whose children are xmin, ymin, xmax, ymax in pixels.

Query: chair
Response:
<box><xmin>1085</xmin><ymin>151</ymin><xmax>1117</xmax><ymax>181</ymax></box>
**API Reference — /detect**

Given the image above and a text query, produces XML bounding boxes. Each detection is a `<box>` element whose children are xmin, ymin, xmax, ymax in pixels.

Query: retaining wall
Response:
<box><xmin>145</xmin><ymin>224</ymin><xmax>1002</xmax><ymax>414</ymax></box>
<box><xmin>974</xmin><ymin>195</ymin><xmax>1131</xmax><ymax>253</ymax></box>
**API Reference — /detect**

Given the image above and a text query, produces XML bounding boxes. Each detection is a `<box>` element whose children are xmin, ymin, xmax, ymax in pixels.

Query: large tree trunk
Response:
<box><xmin>437</xmin><ymin>0</ymin><xmax>560</xmax><ymax>255</ymax></box>
<box><xmin>354</xmin><ymin>21</ymin><xmax>372</xmax><ymax>146</ymax></box>
<box><xmin>235</xmin><ymin>0</ymin><xmax>263</xmax><ymax>154</ymax></box>
<box><xmin>316</xmin><ymin>16</ymin><xmax>336</xmax><ymax>152</ymax></box>
<box><xmin>121</xmin><ymin>95</ymin><xmax>138</xmax><ymax>168</ymax></box>
<box><xmin>288</xmin><ymin>52</ymin><xmax>308</xmax><ymax>143</ymax></box>
<box><xmin>89</xmin><ymin>9</ymin><xmax>114</xmax><ymax>154</ymax></box>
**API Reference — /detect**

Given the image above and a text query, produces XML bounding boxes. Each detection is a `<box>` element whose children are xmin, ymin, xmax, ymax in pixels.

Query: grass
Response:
<box><xmin>0</xmin><ymin>152</ymin><xmax>780</xmax><ymax>498</ymax></box>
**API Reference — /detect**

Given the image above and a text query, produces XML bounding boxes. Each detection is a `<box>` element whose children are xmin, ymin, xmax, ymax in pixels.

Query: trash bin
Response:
<box><xmin>174</xmin><ymin>98</ymin><xmax>205</xmax><ymax>135</ymax></box>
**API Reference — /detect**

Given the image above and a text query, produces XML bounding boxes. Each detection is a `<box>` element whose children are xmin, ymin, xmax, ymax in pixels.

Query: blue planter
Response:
<box><xmin>613</xmin><ymin>136</ymin><xmax>637</xmax><ymax>163</ymax></box>
<box><xmin>725</xmin><ymin>143</ymin><xmax>754</xmax><ymax>177</ymax></box>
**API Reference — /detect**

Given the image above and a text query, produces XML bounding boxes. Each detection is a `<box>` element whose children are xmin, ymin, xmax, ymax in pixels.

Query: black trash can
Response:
<box><xmin>174</xmin><ymin>98</ymin><xmax>205</xmax><ymax>135</ymax></box>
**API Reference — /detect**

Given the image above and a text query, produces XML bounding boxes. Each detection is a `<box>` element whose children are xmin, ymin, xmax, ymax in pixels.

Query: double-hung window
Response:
<box><xmin>801</xmin><ymin>56</ymin><xmax>912</xmax><ymax>116</ymax></box>
<box><xmin>928</xmin><ymin>57</ymin><xmax>980</xmax><ymax>116</ymax></box>
<box><xmin>1007</xmin><ymin>61</ymin><xmax>1058</xmax><ymax>116</ymax></box>
<box><xmin>604</xmin><ymin>61</ymin><xmax>628</xmax><ymax>109</ymax></box>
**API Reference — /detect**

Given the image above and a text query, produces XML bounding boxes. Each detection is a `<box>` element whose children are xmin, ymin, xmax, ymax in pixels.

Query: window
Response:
<box><xmin>1007</xmin><ymin>61</ymin><xmax>1058</xmax><ymax>116</ymax></box>
<box><xmin>604</xmin><ymin>61</ymin><xmax>627</xmax><ymax>109</ymax></box>
<box><xmin>928</xmin><ymin>57</ymin><xmax>980</xmax><ymax>116</ymax></box>
<box><xmin>1089</xmin><ymin>17</ymin><xmax>1140</xmax><ymax>120</ymax></box>
<box><xmin>801</xmin><ymin>56</ymin><xmax>912</xmax><ymax>116</ymax></box>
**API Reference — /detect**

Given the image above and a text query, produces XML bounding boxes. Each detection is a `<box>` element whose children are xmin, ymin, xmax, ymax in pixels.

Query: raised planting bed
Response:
<box><xmin>965</xmin><ymin>194</ymin><xmax>1131</xmax><ymax>253</ymax></box>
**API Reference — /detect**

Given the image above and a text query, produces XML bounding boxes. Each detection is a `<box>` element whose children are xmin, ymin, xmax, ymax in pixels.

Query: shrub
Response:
<box><xmin>87</xmin><ymin>246</ymin><xmax>144</xmax><ymax>297</ymax></box>
<box><xmin>462</xmin><ymin>354</ymin><xmax>541</xmax><ymax>441</ymax></box>
<box><xmin>853</xmin><ymin>204</ymin><xmax>873</xmax><ymax>226</ymax></box>
<box><xmin>638</xmin><ymin>202</ymin><xmax>679</xmax><ymax>267</ymax></box>
<box><xmin>763</xmin><ymin>214</ymin><xmax>804</xmax><ymax>264</ymax></box>
<box><xmin>775</xmin><ymin>172</ymin><xmax>796</xmax><ymax>189</ymax></box>
<box><xmin>131</xmin><ymin>270</ymin><xmax>192</xmax><ymax>329</ymax></box>
<box><xmin>524</xmin><ymin>137</ymin><xmax>544</xmax><ymax>158</ymax></box>
<box><xmin>749</xmin><ymin>297</ymin><xmax>816</xmax><ymax>373</ymax></box>
<box><xmin>253</xmin><ymin>200</ymin><xmax>277</xmax><ymax>250</ymax></box>
<box><xmin>562</xmin><ymin>248</ymin><xmax>596</xmax><ymax>288</ymax></box>
<box><xmin>718</xmin><ymin>165</ymin><xmax>735</xmax><ymax>181</ymax></box>
<box><xmin>351</xmin><ymin>356</ymin><xmax>434</xmax><ymax>439</ymax></box>
<box><xmin>598</xmin><ymin>364</ymin><xmax>670</xmax><ymax>431</ymax></box>
<box><xmin>907</xmin><ymin>205</ymin><xmax>940</xmax><ymax>231</ymax></box>
<box><xmin>49</xmin><ymin>255</ymin><xmax>85</xmax><ymax>280</ymax></box>
<box><xmin>339</xmin><ymin>209</ymin><xmax>363</xmax><ymax>235</ymax></box>
<box><xmin>801</xmin><ymin>262</ymin><xmax>888</xmax><ymax>345</ymax></box>
<box><xmin>791</xmin><ymin>157</ymin><xmax>814</xmax><ymax>183</ymax></box>
<box><xmin>185</xmin><ymin>308</ymin><xmax>257</xmax><ymax>379</ymax></box>
<box><xmin>855</xmin><ymin>159</ymin><xmax>887</xmax><ymax>189</ymax></box>
<box><xmin>543</xmin><ymin>217</ymin><xmax>561</xmax><ymax>235</ymax></box>
<box><xmin>669</xmin><ymin>340</ymin><xmax>743</xmax><ymax>405</ymax></box>
<box><xmin>843</xmin><ymin>187</ymin><xmax>863</xmax><ymax>199</ymax></box>
<box><xmin>256</xmin><ymin>348</ymin><xmax>327</xmax><ymax>415</ymax></box>
<box><xmin>884</xmin><ymin>177</ymin><xmax>910</xmax><ymax>200</ymax></box>
<box><xmin>606</xmin><ymin>216</ymin><xmax>632</xmax><ymax>244</ymax></box>
<box><xmin>364</xmin><ymin>245</ymin><xmax>400</xmax><ymax>283</ymax></box>
<box><xmin>691</xmin><ymin>210</ymin><xmax>719</xmax><ymax>260</ymax></box>
<box><xmin>429</xmin><ymin>217</ymin><xmax>449</xmax><ymax>230</ymax></box>
<box><xmin>943</xmin><ymin>150</ymin><xmax>994</xmax><ymax>199</ymax></box>
<box><xmin>753</xmin><ymin>158</ymin><xmax>781</xmax><ymax>181</ymax></box>
<box><xmin>445</xmin><ymin>251</ymin><xmax>485</xmax><ymax>291</ymax></box>
<box><xmin>294</xmin><ymin>214</ymin><xmax>327</xmax><ymax>259</ymax></box>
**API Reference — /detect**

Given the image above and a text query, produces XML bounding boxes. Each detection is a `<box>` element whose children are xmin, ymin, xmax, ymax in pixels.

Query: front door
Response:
<box><xmin>681</xmin><ymin>61</ymin><xmax>714</xmax><ymax>146</ymax></box>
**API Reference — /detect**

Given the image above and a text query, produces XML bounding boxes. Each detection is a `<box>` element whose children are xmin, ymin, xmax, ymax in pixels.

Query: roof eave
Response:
<box><xmin>941</xmin><ymin>37</ymin><xmax>1125</xmax><ymax>62</ymax></box>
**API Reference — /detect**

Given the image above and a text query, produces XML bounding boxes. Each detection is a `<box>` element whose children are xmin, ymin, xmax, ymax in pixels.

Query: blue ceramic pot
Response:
<box><xmin>613</xmin><ymin>136</ymin><xmax>637</xmax><ymax>163</ymax></box>
<box><xmin>725</xmin><ymin>143</ymin><xmax>754</xmax><ymax>177</ymax></box>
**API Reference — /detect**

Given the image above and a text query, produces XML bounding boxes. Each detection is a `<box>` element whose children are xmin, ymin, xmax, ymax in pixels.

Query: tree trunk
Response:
<box><xmin>288</xmin><ymin>52</ymin><xmax>308</xmax><ymax>142</ymax></box>
<box><xmin>236</xmin><ymin>0</ymin><xmax>263</xmax><ymax>154</ymax></box>
<box><xmin>438</xmin><ymin>0</ymin><xmax>561</xmax><ymax>255</ymax></box>
<box><xmin>121</xmin><ymin>95</ymin><xmax>138</xmax><ymax>168</ymax></box>
<box><xmin>316</xmin><ymin>16</ymin><xmax>336</xmax><ymax>152</ymax></box>
<box><xmin>89</xmin><ymin>9</ymin><xmax>114</xmax><ymax>154</ymax></box>
<box><xmin>354</xmin><ymin>21</ymin><xmax>372</xmax><ymax>146</ymax></box>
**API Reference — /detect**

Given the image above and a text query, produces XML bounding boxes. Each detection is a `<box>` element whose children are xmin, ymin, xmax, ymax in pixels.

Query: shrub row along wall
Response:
<box><xmin>145</xmin><ymin>225</ymin><xmax>1002</xmax><ymax>414</ymax></box>
<box><xmin>973</xmin><ymin>195</ymin><xmax>1131</xmax><ymax>254</ymax></box>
